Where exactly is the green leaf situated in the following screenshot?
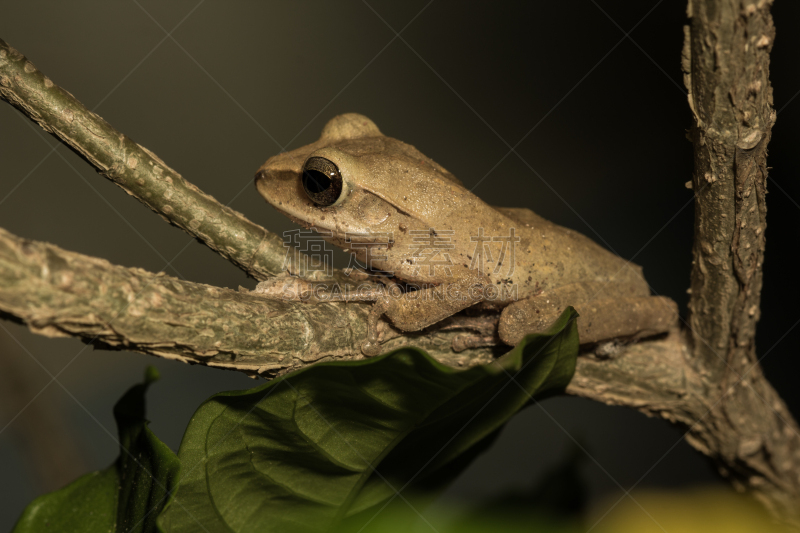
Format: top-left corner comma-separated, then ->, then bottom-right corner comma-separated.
13,367 -> 180,533
11,469 -> 119,533
158,307 -> 578,533
113,367 -> 181,532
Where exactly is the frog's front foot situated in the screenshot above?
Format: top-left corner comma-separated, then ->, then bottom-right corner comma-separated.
361,298 -> 391,356
360,319 -> 387,356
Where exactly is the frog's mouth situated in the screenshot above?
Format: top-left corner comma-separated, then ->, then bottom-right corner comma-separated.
282,212 -> 345,240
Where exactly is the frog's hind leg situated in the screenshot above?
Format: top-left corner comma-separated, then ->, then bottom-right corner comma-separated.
498,282 -> 677,346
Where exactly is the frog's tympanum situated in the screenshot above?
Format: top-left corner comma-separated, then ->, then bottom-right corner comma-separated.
255,114 -> 677,355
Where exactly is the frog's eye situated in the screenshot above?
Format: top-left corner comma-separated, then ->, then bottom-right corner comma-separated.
301,157 -> 345,207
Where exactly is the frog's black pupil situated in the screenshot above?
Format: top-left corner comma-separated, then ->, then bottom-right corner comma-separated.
303,169 -> 331,194
302,157 -> 343,206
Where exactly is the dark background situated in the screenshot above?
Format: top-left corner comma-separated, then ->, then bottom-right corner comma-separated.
1,1 -> 799,529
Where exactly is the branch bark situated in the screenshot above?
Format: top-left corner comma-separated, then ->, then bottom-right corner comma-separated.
684,0 -> 772,383
676,0 -> 800,523
0,227 -> 496,377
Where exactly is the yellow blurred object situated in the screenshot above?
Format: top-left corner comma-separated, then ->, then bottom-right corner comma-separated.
590,488 -> 788,533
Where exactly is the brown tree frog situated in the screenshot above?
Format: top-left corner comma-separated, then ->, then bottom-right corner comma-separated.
255,114 -> 677,355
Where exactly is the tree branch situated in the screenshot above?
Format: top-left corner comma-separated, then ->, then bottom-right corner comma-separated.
684,0 -> 773,382
674,0 -> 800,523
0,227 -> 496,377
569,329 -> 800,526
572,0 -> 800,525
0,37 -> 351,285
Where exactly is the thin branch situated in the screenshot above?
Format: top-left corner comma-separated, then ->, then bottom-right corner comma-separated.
0,227 -> 496,377
0,37 -> 345,284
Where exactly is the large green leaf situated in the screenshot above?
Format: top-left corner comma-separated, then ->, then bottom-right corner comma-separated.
158,307 -> 579,533
13,367 -> 180,533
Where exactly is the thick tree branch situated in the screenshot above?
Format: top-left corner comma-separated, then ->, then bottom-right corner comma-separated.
569,329 -> 800,526
562,0 -> 800,525
0,227 -> 495,377
684,0 -> 773,382
575,0 -> 800,525
683,0 -> 800,521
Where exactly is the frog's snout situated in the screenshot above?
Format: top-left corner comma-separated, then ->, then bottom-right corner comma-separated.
254,168 -> 284,205
255,168 -> 296,186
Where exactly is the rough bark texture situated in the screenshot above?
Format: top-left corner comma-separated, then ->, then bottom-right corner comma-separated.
0,227 -> 496,377
681,0 -> 800,524
1,0 -> 799,524
684,0 -> 772,382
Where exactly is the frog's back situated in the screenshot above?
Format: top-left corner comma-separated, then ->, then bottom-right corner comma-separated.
495,207 -> 650,299
351,143 -> 650,302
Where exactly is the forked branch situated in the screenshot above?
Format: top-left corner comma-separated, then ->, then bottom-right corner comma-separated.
1,0 -> 799,524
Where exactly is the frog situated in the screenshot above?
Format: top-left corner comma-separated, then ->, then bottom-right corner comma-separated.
255,113 -> 677,356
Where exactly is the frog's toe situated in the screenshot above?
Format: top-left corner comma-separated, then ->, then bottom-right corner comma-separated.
360,339 -> 384,357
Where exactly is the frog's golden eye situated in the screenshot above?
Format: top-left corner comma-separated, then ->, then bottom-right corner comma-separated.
302,157 -> 344,207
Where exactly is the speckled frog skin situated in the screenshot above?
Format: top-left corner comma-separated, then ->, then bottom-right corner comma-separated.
256,114 -> 676,355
